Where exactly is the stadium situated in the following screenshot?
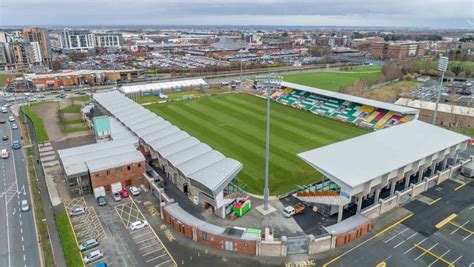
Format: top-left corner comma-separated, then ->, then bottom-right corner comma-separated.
92,72 -> 468,222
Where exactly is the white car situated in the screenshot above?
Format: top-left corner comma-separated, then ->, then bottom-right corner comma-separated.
8,116 -> 14,122
70,207 -> 85,216
11,123 -> 18,130
1,149 -> 8,159
129,186 -> 140,196
130,220 -> 149,231
21,200 -> 30,212
83,250 -> 103,264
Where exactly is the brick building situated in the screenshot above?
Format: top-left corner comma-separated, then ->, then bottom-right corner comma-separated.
58,140 -> 146,196
371,41 -> 428,59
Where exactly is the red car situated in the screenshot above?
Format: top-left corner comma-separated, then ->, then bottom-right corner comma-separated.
120,188 -> 129,198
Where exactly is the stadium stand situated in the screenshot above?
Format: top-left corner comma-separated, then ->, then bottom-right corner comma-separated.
258,81 -> 419,130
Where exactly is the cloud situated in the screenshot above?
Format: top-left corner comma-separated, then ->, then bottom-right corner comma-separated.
0,0 -> 472,28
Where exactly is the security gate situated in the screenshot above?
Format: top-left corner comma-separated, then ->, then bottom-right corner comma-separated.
287,236 -> 310,255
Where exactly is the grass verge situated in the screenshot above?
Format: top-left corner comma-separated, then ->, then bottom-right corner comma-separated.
55,213 -> 83,267
59,104 -> 81,113
21,105 -> 49,143
25,147 -> 56,267
58,119 -> 84,126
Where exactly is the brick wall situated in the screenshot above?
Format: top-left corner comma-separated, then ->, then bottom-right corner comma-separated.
90,160 -> 146,191
335,220 -> 372,247
163,208 -> 257,255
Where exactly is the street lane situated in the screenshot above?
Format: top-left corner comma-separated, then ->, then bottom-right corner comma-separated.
0,98 -> 40,267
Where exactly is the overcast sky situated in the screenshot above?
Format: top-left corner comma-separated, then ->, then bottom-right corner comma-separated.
1,0 -> 473,28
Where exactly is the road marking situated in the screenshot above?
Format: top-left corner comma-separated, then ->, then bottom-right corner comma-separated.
376,214 -> 413,237
448,221 -> 474,235
429,197 -> 442,205
132,231 -> 150,239
404,238 -> 427,254
20,228 -> 23,234
436,214 -> 457,229
407,233 -> 417,240
452,255 -> 463,264
414,244 -> 454,267
429,249 -> 451,267
156,259 -> 172,266
450,220 -> 470,235
139,241 -> 161,250
454,183 -> 465,191
462,233 -> 472,241
22,245 -> 24,251
137,237 -> 156,244
145,254 -> 167,263
414,243 -> 438,261
393,240 -> 406,248
142,247 -> 164,256
384,228 -> 408,243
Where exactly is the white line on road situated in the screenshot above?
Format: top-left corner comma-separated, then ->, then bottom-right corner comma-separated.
450,220 -> 470,235
414,243 -> 438,261
452,255 -> 463,264
21,236 -> 24,242
139,241 -> 161,250
137,237 -> 156,244
404,238 -> 427,254
394,240 -> 406,248
429,249 -> 450,266
384,228 -> 408,243
407,232 -> 417,240
145,254 -> 167,263
142,247 -> 164,257
462,233 -> 472,241
20,228 -> 23,234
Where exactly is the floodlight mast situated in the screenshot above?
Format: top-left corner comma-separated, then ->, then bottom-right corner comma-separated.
255,73 -> 282,210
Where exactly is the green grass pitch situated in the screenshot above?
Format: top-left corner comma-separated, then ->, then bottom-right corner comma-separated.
145,93 -> 370,195
284,67 -> 382,92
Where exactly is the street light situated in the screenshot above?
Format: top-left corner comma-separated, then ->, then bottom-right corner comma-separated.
432,56 -> 449,125
255,73 -> 282,210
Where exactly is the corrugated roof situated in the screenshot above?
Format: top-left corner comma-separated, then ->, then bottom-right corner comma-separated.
119,79 -> 207,94
298,120 -> 469,189
93,90 -> 242,196
164,203 -> 225,235
282,81 -> 419,114
395,98 -> 474,117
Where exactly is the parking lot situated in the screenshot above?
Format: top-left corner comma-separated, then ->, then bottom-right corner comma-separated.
323,180 -> 474,267
113,197 -> 175,267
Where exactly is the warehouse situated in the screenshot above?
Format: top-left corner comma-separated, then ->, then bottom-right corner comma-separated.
297,120 -> 469,222
94,90 -> 243,218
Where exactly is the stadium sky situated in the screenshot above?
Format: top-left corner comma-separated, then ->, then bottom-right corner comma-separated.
0,0 -> 472,28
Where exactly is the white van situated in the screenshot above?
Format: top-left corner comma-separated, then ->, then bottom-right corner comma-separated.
1,107 -> 7,113
1,149 -> 8,159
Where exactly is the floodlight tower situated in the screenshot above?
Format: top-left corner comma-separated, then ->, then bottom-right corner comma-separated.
432,56 -> 449,125
255,73 -> 282,210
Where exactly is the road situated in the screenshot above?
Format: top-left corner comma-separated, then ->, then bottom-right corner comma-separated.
0,98 -> 40,267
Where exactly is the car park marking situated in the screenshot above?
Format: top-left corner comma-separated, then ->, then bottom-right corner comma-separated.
375,214 -> 413,237
413,243 -> 454,267
428,249 -> 451,267
138,241 -> 161,250
428,197 -> 442,205
404,238 -> 427,254
447,221 -> 474,235
145,254 -> 167,263
383,228 -> 408,243
142,247 -> 164,256
436,214 -> 457,229
454,183 -> 465,191
450,220 -> 470,235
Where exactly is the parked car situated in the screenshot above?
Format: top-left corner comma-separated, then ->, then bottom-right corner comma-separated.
0,117 -> 5,124
130,220 -> 149,231
79,239 -> 99,252
97,196 -> 106,206
83,250 -> 103,264
12,140 -> 21,149
129,186 -> 140,196
112,193 -> 121,202
120,188 -> 129,198
8,116 -> 14,122
95,262 -> 108,267
11,123 -> 17,130
21,200 -> 30,212
70,207 -> 85,216
3,135 -> 8,141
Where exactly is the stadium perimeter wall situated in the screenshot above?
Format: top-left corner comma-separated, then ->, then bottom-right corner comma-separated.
148,158 -> 472,257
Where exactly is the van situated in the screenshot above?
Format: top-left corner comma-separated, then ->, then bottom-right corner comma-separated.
1,149 -> 8,159
1,107 -> 7,113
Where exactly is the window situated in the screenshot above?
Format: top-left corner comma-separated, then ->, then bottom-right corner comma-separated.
138,163 -> 142,168
244,242 -> 248,247
115,167 -> 123,174
202,232 -> 208,240
127,165 -> 131,171
106,170 -> 110,176
95,174 -> 99,178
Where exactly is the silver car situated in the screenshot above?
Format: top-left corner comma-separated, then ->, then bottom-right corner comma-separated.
79,239 -> 99,252
21,200 -> 29,212
70,207 -> 85,216
83,250 -> 103,264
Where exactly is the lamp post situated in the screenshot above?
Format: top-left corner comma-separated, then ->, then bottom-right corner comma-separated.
255,73 -> 282,210
432,56 -> 448,125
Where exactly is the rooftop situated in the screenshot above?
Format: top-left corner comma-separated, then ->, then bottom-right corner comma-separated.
298,120 -> 469,189
282,81 -> 419,115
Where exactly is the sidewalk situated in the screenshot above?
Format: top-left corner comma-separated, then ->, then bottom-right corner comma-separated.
24,112 -> 67,267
